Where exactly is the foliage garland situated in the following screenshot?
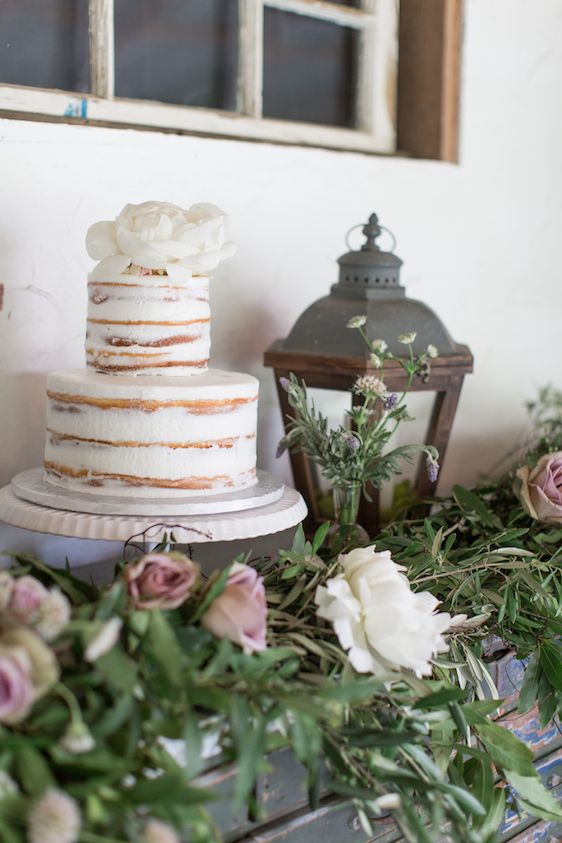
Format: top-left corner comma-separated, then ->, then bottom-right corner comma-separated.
0,390 -> 561,843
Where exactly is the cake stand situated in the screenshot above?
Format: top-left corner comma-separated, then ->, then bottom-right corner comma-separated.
0,468 -> 307,545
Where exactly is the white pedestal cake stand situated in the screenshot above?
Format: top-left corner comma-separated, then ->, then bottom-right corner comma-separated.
0,468 -> 307,545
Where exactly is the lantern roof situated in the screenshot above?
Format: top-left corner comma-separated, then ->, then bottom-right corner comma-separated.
278,212 -> 469,360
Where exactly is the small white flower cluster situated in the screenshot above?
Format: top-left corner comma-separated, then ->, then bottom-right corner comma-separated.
398,332 -> 417,345
353,375 -> 387,398
346,315 -> 367,329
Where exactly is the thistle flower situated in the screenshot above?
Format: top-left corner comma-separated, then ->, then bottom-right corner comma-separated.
354,375 -> 387,398
143,819 -> 180,843
369,353 -> 382,368
59,720 -> 95,754
383,393 -> 399,411
347,315 -> 367,329
28,789 -> 81,843
427,344 -> 438,358
372,338 -> 388,353
426,457 -> 440,483
84,617 -> 122,662
34,589 -> 71,642
342,432 -> 361,450
278,377 -> 292,392
398,332 -> 417,345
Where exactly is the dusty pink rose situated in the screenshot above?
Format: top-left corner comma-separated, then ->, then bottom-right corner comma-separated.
517,451 -> 562,523
124,552 -> 200,610
8,576 -> 48,623
201,563 -> 267,654
0,651 -> 35,724
0,628 -> 58,724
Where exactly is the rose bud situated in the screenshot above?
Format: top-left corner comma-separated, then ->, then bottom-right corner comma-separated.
124,552 -> 200,610
201,563 -> 267,654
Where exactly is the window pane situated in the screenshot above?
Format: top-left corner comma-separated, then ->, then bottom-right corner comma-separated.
115,0 -> 238,111
263,9 -> 357,128
0,0 -> 89,92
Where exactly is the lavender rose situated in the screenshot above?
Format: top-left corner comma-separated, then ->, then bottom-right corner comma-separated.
201,563 -> 267,654
517,451 -> 562,523
124,552 -> 200,610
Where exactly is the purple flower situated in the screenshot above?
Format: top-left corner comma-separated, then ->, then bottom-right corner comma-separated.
347,435 -> 360,451
427,459 -> 440,483
279,377 -> 291,393
384,393 -> 399,411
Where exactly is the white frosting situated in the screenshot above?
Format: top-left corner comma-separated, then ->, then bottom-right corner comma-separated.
45,369 -> 258,497
86,274 -> 210,375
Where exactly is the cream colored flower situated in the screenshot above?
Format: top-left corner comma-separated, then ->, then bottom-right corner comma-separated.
84,617 -> 122,662
34,589 -> 71,642
372,339 -> 388,353
369,353 -> 382,369
315,546 -> 452,678
427,344 -> 438,358
28,789 -> 81,843
143,819 -> 180,843
398,332 -> 417,344
87,201 -> 236,282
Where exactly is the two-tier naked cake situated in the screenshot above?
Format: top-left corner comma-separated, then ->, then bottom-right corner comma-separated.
44,201 -> 259,497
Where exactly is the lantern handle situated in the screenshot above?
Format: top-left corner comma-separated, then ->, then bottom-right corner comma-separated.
345,222 -> 397,254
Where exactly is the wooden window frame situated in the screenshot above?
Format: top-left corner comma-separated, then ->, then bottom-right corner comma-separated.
0,0 -> 462,161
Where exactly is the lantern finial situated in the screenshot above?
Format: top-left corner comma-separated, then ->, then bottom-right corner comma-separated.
362,213 -> 382,252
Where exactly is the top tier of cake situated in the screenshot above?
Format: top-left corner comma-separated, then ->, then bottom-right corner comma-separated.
86,271 -> 210,376
85,201 -> 235,377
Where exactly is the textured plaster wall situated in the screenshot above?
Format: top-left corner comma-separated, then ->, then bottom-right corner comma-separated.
1,0 -> 562,502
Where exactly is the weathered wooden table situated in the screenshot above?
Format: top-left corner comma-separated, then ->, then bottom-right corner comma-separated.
200,652 -> 562,842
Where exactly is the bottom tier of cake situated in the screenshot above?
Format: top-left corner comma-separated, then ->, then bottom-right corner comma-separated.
44,368 -> 259,496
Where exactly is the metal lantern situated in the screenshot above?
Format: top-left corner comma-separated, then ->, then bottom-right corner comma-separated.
264,212 -> 474,535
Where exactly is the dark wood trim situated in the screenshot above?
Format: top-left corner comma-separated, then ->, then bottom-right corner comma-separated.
397,0 -> 464,162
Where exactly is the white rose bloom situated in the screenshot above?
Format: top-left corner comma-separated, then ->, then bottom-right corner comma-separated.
86,200 -> 236,283
28,789 -> 81,843
34,589 -> 71,642
143,819 -> 180,843
315,546 -> 452,678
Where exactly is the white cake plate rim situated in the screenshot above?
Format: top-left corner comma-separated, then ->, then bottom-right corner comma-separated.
11,468 -> 284,516
0,484 -> 307,544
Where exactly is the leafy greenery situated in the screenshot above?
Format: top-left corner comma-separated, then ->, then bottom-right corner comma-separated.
0,389 -> 561,842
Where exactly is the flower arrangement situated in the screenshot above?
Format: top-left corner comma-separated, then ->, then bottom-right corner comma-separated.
0,388 -> 561,843
277,324 -> 440,546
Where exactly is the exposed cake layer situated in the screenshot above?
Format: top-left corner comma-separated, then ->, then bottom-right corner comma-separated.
44,369 -> 258,496
86,274 -> 210,375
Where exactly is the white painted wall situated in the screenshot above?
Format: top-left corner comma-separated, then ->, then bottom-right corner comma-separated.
1,0 -> 561,500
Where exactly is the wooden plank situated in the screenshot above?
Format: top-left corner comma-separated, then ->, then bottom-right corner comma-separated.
89,0 -> 114,99
397,0 -> 463,161
237,0 -> 264,118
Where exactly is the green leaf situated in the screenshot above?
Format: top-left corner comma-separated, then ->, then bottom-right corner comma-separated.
145,610 -> 184,687
506,769 -> 562,821
311,521 -> 330,554
539,640 -> 562,693
15,745 -> 53,796
96,646 -> 138,692
452,485 -> 499,527
183,708 -> 204,779
415,686 -> 467,709
518,656 -> 541,714
476,721 -> 536,777
440,783 -> 486,817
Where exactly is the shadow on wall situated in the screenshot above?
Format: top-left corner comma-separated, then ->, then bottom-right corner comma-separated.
0,371 -> 46,486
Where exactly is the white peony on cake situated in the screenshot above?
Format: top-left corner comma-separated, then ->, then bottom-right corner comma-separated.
44,201 -> 259,497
